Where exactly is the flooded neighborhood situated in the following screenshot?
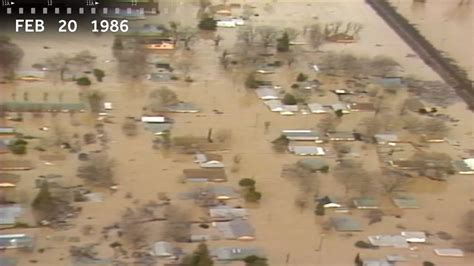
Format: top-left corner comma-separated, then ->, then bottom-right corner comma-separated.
0,0 -> 473,266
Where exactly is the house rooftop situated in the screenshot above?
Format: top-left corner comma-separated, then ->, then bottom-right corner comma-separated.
392,195 -> 419,209
0,234 -> 34,249
350,102 -> 375,112
0,160 -> 34,171
368,235 -> 409,248
289,146 -> 325,156
328,132 -> 356,141
297,158 -> 328,172
307,103 -> 328,114
374,133 -> 399,144
282,130 -> 321,141
434,248 -> 464,257
0,205 -> 23,225
331,216 -> 362,232
353,197 -> 380,209
209,206 -> 247,221
151,241 -> 178,257
216,219 -> 255,240
256,88 -> 279,100
212,247 -> 263,261
183,169 -> 227,182
165,102 -> 200,113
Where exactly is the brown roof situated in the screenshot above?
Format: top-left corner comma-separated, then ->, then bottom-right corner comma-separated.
183,169 -> 227,182
0,173 -> 20,186
0,160 -> 34,171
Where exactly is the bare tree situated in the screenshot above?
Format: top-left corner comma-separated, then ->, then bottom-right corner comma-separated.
122,119 -> 138,137
380,172 -> 410,194
283,27 -> 299,41
308,24 -> 325,50
162,206 -> 191,242
215,129 -> 232,143
169,21 -> 180,45
77,154 -> 115,187
256,26 -> 278,49
179,27 -> 198,50
370,55 -> 399,77
117,47 -> 149,80
0,36 -> 24,75
85,90 -> 105,113
149,87 -> 179,112
317,114 -> 337,133
334,161 -> 374,196
46,53 -> 70,81
121,208 -> 147,248
237,25 -> 257,46
456,210 -> 474,252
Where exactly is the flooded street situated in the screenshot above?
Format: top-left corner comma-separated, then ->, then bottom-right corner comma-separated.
390,0 -> 474,79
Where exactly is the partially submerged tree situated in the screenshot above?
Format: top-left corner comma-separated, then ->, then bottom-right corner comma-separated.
77,154 -> 115,187
276,32 -> 290,52
334,161 -> 374,196
182,243 -> 214,266
122,119 -> 138,137
121,208 -> 147,248
31,183 -> 61,220
308,23 -> 325,50
85,90 -> 105,113
238,25 -> 257,46
317,114 -> 338,133
370,55 -> 399,77
149,87 -> 179,112
256,26 -> 278,49
162,206 -> 191,242
0,35 -> 24,75
179,27 -> 198,50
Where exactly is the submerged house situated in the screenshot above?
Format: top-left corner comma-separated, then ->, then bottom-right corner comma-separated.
0,234 -> 34,249
282,130 -> 322,142
209,206 -> 247,221
183,169 -> 227,182
216,219 -> 255,240
0,205 -> 23,225
212,247 -> 264,261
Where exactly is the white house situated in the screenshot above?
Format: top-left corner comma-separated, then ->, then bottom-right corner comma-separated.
141,116 -> 167,123
200,160 -> 225,168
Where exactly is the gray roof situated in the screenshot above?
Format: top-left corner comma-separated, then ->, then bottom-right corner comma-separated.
0,258 -> 18,266
373,77 -> 403,88
212,247 -> 263,261
374,134 -> 399,144
256,88 -> 279,99
209,206 -> 247,221
145,123 -> 172,134
289,146 -> 325,156
353,197 -> 380,209
331,216 -> 362,232
0,127 -> 15,134
165,102 -> 200,113
297,158 -> 328,171
0,205 -> 23,225
392,195 -> 419,209
282,130 -> 321,141
368,235 -> 409,248
363,259 -> 392,266
216,219 -> 255,239
204,186 -> 238,199
307,103 -> 328,113
0,234 -> 34,249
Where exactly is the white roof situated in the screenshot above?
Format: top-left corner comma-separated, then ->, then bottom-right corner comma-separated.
264,100 -> 283,111
103,102 -> 113,110
256,88 -> 279,100
151,241 -> 175,257
289,146 -> 325,156
217,20 -> 236,27
331,103 -> 350,112
401,231 -> 426,243
434,248 -> 464,257
194,153 -> 207,163
141,116 -> 166,123
464,158 -> 474,170
307,103 -> 327,113
200,160 -> 225,168
209,206 -> 247,220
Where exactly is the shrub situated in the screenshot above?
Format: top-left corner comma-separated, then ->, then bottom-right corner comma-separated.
8,139 -> 28,155
423,262 -> 435,266
315,203 -> 325,216
245,73 -> 259,89
93,69 -> 105,82
354,241 -> 378,249
291,83 -> 299,89
276,32 -> 290,52
185,76 -> 194,83
239,178 -> 256,187
282,93 -> 297,105
245,188 -> 262,202
76,77 -> 91,86
113,37 -> 124,50
198,17 -> 217,31
297,73 -> 308,82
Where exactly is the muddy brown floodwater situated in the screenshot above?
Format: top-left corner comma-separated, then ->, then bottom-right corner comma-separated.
389,0 -> 474,80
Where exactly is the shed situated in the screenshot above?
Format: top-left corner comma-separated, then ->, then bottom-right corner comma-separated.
434,248 -> 464,257
362,259 -> 392,266
212,247 -> 263,261
209,206 -> 247,221
216,219 -> 255,240
316,196 -> 342,208
307,103 -> 328,114
151,241 -> 177,257
289,146 -> 325,156
183,169 -> 227,182
256,88 -> 279,100
331,216 -> 362,232
282,130 -> 322,142
200,160 -> 225,169
141,116 -> 167,123
0,205 -> 23,225
401,231 -> 426,243
0,160 -> 34,171
374,134 -> 399,145
353,197 -> 380,209
392,195 -> 419,209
